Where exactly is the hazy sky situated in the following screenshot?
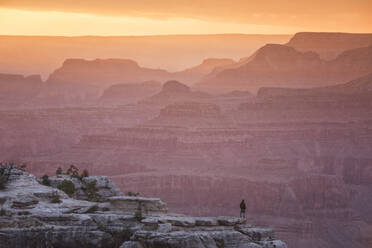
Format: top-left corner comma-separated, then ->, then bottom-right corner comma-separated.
0,0 -> 371,35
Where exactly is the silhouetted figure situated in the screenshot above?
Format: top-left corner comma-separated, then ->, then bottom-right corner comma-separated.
240,199 -> 246,218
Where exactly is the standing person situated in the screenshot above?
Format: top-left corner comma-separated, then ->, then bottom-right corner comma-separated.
240,199 -> 246,218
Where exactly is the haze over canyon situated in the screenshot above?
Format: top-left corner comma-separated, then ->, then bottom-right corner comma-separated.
1,31 -> 372,248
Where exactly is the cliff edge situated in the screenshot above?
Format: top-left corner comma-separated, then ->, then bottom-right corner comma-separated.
0,165 -> 286,248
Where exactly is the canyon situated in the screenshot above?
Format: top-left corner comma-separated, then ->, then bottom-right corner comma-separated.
0,32 -> 372,248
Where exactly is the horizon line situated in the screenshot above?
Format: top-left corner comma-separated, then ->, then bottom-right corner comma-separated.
1,31 -> 372,38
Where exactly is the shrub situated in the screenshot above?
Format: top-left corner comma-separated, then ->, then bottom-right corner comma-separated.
66,165 -> 79,178
0,164 -> 13,190
57,180 -> 76,197
0,208 -> 6,216
18,164 -> 27,171
56,167 -> 63,176
41,174 -> 51,186
80,169 -> 89,178
84,181 -> 99,202
126,191 -> 140,197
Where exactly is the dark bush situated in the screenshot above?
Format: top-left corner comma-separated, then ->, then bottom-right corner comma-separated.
66,165 -> 79,178
0,208 -> 6,216
57,180 -> 76,197
56,167 -> 63,176
80,169 -> 89,178
126,191 -> 140,197
41,174 -> 51,186
18,164 -> 27,171
0,164 -> 13,190
134,204 -> 143,221
84,181 -> 99,202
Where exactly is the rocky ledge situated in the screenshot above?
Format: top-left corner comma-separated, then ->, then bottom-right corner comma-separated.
0,165 -> 287,248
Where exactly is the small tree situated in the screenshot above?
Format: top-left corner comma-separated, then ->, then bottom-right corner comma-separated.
57,180 -> 76,197
41,174 -> 51,186
56,167 -> 63,176
127,191 -> 140,197
66,165 -> 79,178
18,164 -> 27,171
80,169 -> 89,178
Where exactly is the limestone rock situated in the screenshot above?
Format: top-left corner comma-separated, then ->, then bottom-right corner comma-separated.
108,196 -> 168,214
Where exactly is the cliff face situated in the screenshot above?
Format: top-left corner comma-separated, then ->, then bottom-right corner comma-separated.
35,59 -> 172,106
99,81 -> 162,106
0,165 -> 286,248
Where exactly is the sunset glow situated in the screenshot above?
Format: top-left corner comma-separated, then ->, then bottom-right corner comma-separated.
0,8 -> 299,36
1,0 -> 371,36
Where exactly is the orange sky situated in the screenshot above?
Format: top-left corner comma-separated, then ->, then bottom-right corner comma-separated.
0,0 -> 371,35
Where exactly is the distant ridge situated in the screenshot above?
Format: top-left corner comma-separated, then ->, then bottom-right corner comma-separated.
195,43 -> 372,93
286,32 -> 372,60
0,34 -> 291,77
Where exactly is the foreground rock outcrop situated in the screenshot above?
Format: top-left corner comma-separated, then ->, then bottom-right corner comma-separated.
0,165 -> 286,248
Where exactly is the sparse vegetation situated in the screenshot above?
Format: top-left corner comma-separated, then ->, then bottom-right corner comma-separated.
41,174 -> 51,186
84,181 -> 99,202
57,180 -> 76,197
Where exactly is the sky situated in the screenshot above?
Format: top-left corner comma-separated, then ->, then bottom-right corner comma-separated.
0,0 -> 371,36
